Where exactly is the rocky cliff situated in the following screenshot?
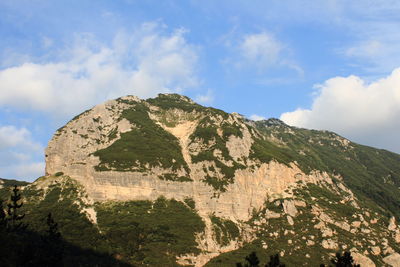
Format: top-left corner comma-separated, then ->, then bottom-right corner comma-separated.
15,94 -> 400,266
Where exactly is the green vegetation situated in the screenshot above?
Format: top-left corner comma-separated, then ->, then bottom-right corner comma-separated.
2,177 -> 206,266
93,102 -> 189,174
147,93 -> 204,113
183,197 -> 196,209
0,178 -> 29,188
293,184 -> 358,218
108,127 -> 118,140
0,179 -> 30,201
210,214 -> 240,246
96,196 -> 205,265
236,252 -> 286,267
249,137 -> 294,168
147,93 -> 228,119
253,119 -> 400,219
0,184 -> 131,266
189,116 -> 245,191
158,173 -> 192,182
221,122 -> 243,140
22,180 -> 105,251
330,251 -> 360,267
55,109 -> 92,136
202,175 -> 231,192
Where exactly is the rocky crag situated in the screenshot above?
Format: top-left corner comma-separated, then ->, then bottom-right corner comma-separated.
6,94 -> 400,266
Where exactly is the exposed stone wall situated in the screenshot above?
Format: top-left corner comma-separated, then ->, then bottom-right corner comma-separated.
44,95 -> 393,266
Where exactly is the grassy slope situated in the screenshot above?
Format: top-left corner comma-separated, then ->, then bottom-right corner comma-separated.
18,95 -> 400,265
253,120 -> 400,219
206,182 -> 394,266
93,100 -> 189,176
3,176 -> 205,266
96,197 -> 205,266
93,95 -> 400,217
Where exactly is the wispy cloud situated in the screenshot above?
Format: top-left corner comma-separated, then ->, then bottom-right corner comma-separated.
239,32 -> 283,70
222,31 -> 303,77
249,114 -> 266,121
0,125 -> 44,181
195,89 -> 214,104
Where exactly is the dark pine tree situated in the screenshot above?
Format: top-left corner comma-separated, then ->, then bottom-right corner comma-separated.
236,251 -> 260,267
5,185 -> 26,232
46,212 -> 61,240
35,212 -> 64,266
330,251 -> 360,267
246,252 -> 260,267
265,253 -> 285,267
0,199 -> 6,228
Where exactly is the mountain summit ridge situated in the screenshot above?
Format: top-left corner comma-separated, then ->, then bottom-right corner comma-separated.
10,93 -> 400,266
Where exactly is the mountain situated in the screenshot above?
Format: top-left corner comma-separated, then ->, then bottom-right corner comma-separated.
3,94 -> 400,266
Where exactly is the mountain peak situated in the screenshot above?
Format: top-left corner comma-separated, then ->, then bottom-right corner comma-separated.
39,94 -> 400,266
152,93 -> 196,104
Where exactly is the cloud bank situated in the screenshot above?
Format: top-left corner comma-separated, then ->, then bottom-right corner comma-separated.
0,22 -> 201,181
281,68 -> 400,153
0,22 -> 199,118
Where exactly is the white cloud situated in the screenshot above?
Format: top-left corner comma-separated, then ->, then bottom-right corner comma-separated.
239,32 -> 282,69
281,68 -> 400,153
0,22 -> 199,118
0,126 -> 42,151
13,162 -> 45,179
225,31 -> 302,76
0,125 -> 45,181
341,23 -> 400,73
249,114 -> 266,121
195,89 -> 214,104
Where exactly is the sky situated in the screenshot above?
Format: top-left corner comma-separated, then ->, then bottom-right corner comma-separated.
1,0 -> 400,181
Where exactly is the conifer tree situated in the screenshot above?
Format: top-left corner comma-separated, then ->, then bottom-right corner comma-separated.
330,251 -> 360,267
236,251 -> 260,267
46,212 -> 61,240
40,212 -> 64,266
265,253 -> 285,267
0,199 -> 6,228
6,185 -> 26,231
246,251 -> 260,267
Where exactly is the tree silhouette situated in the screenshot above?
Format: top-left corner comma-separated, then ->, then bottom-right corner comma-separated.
330,251 -> 360,267
236,252 -> 286,267
266,253 -> 285,267
46,212 -> 61,240
246,251 -> 260,266
236,251 -> 260,267
0,199 -> 6,228
5,185 -> 26,231
35,212 -> 64,266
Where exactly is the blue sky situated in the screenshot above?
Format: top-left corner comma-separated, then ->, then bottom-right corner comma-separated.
1,0 -> 400,181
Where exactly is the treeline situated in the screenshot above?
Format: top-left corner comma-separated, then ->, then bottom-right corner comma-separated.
0,186 -> 130,267
1,185 -> 363,266
236,251 -> 361,267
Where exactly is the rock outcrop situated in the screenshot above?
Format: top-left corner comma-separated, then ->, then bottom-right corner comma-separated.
38,94 -> 400,266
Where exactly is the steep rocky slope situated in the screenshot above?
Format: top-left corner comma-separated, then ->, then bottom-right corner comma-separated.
7,94 -> 400,266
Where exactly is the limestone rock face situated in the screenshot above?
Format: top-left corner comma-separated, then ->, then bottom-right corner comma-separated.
41,94 -> 400,266
45,94 -> 330,222
384,253 -> 400,267
283,199 -> 298,217
352,252 -> 376,267
389,217 -> 397,231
